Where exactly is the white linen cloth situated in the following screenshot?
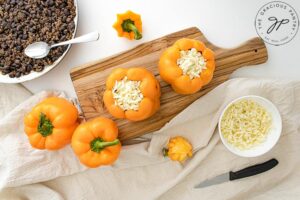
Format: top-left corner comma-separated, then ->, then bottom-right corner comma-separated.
0,78 -> 299,200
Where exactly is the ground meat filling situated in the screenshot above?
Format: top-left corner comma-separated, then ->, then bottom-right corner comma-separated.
0,0 -> 76,78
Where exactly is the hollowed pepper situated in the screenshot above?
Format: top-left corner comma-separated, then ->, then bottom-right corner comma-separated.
103,67 -> 161,121
159,38 -> 215,94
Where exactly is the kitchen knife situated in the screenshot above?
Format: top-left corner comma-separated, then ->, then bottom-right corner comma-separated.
194,158 -> 278,189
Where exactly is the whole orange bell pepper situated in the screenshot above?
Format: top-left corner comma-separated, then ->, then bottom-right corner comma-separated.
71,117 -> 121,168
159,38 -> 215,94
103,67 -> 160,121
24,97 -> 79,150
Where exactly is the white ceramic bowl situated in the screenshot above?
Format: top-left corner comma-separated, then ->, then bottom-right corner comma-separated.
0,0 -> 78,84
218,95 -> 282,157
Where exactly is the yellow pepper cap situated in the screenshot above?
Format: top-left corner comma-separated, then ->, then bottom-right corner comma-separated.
164,136 -> 193,162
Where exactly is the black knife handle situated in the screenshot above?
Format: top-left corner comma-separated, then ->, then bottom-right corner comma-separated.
229,159 -> 278,181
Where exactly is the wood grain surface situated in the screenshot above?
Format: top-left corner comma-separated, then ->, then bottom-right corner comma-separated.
70,27 -> 268,142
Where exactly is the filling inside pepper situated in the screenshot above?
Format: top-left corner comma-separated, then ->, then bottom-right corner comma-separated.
112,76 -> 144,111
177,48 -> 207,79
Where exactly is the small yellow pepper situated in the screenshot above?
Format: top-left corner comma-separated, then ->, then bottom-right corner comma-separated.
163,136 -> 193,162
113,10 -> 143,40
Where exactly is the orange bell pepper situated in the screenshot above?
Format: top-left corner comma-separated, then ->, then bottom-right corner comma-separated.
24,97 -> 79,150
103,67 -> 160,121
113,10 -> 143,40
71,117 -> 121,168
159,38 -> 215,94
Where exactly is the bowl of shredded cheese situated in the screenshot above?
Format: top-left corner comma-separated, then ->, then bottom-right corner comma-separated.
218,95 -> 282,157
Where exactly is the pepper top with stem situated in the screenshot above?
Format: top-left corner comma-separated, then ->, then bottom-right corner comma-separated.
113,10 -> 143,40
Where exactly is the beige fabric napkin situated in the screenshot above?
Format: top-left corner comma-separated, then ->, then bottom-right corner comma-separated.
0,78 -> 299,200
0,90 -> 86,189
0,84 -> 32,119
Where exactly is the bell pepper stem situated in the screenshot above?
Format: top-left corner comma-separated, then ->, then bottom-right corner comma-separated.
91,138 -> 120,153
38,113 -> 53,137
122,19 -> 142,40
127,23 -> 142,40
162,148 -> 169,157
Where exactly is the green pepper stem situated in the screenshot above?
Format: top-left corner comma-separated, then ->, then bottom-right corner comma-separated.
127,23 -> 142,40
162,148 -> 169,157
38,113 -> 54,137
122,19 -> 142,40
91,138 -> 120,153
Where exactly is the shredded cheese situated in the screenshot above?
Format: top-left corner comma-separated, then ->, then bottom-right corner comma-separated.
112,76 -> 143,111
220,99 -> 272,150
177,48 -> 207,79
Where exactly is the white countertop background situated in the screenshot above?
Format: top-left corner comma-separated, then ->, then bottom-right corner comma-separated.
22,0 -> 300,97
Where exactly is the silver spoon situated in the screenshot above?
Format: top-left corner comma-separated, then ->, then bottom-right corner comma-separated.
24,31 -> 100,59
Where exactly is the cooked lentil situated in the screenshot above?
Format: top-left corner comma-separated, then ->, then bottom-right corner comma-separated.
0,0 -> 76,78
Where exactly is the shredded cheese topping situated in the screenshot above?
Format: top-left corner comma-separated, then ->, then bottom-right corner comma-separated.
112,76 -> 143,111
177,48 -> 207,79
220,99 -> 272,150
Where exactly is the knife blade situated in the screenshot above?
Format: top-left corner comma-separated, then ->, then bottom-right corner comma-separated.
194,158 -> 278,189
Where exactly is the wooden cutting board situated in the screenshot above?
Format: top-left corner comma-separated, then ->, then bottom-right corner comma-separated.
70,27 -> 268,142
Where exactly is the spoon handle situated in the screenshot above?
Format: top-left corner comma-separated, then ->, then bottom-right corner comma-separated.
51,31 -> 100,48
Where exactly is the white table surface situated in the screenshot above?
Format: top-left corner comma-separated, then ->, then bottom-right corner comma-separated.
22,0 -> 300,97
